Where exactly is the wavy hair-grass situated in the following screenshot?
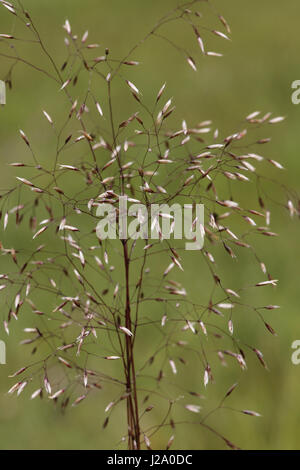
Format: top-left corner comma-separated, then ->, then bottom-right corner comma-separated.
0,0 -> 298,450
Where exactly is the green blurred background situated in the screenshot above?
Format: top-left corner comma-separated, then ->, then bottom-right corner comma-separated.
0,0 -> 300,450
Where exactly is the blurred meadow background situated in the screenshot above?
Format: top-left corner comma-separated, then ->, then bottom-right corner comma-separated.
0,0 -> 300,449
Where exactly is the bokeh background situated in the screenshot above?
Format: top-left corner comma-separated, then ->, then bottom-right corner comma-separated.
0,0 -> 300,450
